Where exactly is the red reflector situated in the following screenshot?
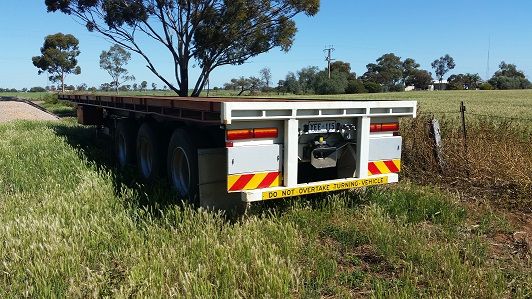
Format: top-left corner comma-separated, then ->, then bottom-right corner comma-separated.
253,128 -> 278,139
227,129 -> 253,140
381,123 -> 399,131
226,128 -> 278,140
370,122 -> 399,132
370,124 -> 382,132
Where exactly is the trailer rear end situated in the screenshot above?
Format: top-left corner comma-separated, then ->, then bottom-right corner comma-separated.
60,94 -> 416,209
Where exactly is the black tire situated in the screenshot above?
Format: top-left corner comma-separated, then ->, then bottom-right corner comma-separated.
166,128 -> 199,205
136,122 -> 163,181
115,120 -> 136,169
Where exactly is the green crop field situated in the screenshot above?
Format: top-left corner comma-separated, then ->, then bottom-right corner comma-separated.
0,90 -> 531,297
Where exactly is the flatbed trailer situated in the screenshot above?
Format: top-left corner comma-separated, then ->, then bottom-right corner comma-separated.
60,94 -> 417,209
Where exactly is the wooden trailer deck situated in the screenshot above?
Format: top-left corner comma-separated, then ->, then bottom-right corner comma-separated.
59,94 -> 318,124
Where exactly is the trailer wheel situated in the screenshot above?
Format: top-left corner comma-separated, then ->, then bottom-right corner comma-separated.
167,128 -> 199,204
115,120 -> 136,169
136,123 -> 163,181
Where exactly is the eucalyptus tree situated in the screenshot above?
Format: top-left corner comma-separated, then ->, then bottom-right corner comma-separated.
45,0 -> 320,96
32,33 -> 81,92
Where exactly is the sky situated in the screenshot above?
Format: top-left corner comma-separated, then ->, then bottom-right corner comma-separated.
1,0 -> 532,90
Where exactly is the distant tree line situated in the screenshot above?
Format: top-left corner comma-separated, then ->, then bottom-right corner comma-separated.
225,54 -> 436,95
1,80 -> 160,93
222,53 -> 531,95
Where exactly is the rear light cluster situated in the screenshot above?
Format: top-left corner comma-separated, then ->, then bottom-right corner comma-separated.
370,122 -> 399,132
226,128 -> 278,141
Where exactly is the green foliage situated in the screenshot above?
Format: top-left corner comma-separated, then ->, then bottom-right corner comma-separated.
489,76 -> 531,90
389,83 -> 405,92
431,54 -> 456,83
345,79 -> 367,94
330,61 -> 356,79
283,72 -> 301,94
46,0 -> 320,96
297,66 -> 320,93
479,82 -> 494,90
140,81 -> 148,91
489,62 -> 531,89
402,58 -> 421,82
314,70 -> 348,94
32,33 -> 81,92
493,61 -> 526,78
362,53 -> 404,91
29,86 -> 46,92
223,76 -> 264,95
447,73 -> 482,90
99,44 -> 134,93
363,81 -> 382,93
259,67 -> 272,88
406,69 -> 433,90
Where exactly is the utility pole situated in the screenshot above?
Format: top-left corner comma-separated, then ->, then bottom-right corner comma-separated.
324,45 -> 335,79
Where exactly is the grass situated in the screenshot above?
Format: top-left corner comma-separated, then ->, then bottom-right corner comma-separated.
1,89 -> 530,296
0,121 -> 301,298
0,121 -> 530,297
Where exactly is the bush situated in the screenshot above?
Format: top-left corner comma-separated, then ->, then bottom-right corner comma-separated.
345,80 -> 367,94
389,84 -> 405,92
314,71 -> 348,95
479,83 -> 494,90
41,93 -> 59,104
363,82 -> 382,93
29,87 -> 46,92
261,86 -> 275,93
488,76 -> 531,89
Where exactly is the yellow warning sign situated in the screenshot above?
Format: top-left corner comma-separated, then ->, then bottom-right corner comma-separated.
262,176 -> 388,200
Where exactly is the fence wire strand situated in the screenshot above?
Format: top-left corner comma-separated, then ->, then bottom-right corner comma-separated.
418,110 -> 532,122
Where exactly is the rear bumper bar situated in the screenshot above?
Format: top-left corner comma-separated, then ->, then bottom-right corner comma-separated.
240,173 -> 398,202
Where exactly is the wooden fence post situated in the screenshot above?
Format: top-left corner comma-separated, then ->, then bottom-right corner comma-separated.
430,117 -> 444,172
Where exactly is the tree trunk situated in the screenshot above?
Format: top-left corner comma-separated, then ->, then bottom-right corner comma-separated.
179,60 -> 189,97
61,71 -> 65,93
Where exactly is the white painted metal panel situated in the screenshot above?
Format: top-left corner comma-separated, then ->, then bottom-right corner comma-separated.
222,100 -> 417,124
355,116 -> 370,179
284,119 -> 299,187
227,144 -> 282,174
368,137 -> 402,161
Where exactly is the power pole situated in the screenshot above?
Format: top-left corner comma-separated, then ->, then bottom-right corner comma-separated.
324,45 -> 335,79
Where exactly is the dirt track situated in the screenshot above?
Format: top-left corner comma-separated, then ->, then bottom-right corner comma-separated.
0,101 -> 58,123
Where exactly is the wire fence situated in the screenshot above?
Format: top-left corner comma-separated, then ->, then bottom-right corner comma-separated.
418,109 -> 532,122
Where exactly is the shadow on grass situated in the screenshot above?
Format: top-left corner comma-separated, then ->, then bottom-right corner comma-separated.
49,123 -> 182,214
47,123 -> 376,220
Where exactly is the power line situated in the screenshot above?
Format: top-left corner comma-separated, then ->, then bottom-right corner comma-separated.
323,45 -> 335,79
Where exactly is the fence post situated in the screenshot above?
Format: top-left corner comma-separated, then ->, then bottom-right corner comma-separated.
460,101 -> 468,152
460,101 -> 470,175
430,117 -> 444,172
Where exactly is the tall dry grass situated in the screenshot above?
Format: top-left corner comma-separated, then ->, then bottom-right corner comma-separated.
402,114 -> 532,211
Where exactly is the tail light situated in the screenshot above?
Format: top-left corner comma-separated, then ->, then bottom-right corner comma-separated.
370,122 -> 399,132
227,128 -> 278,141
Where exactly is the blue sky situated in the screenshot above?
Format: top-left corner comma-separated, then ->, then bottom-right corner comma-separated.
1,0 -> 531,89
